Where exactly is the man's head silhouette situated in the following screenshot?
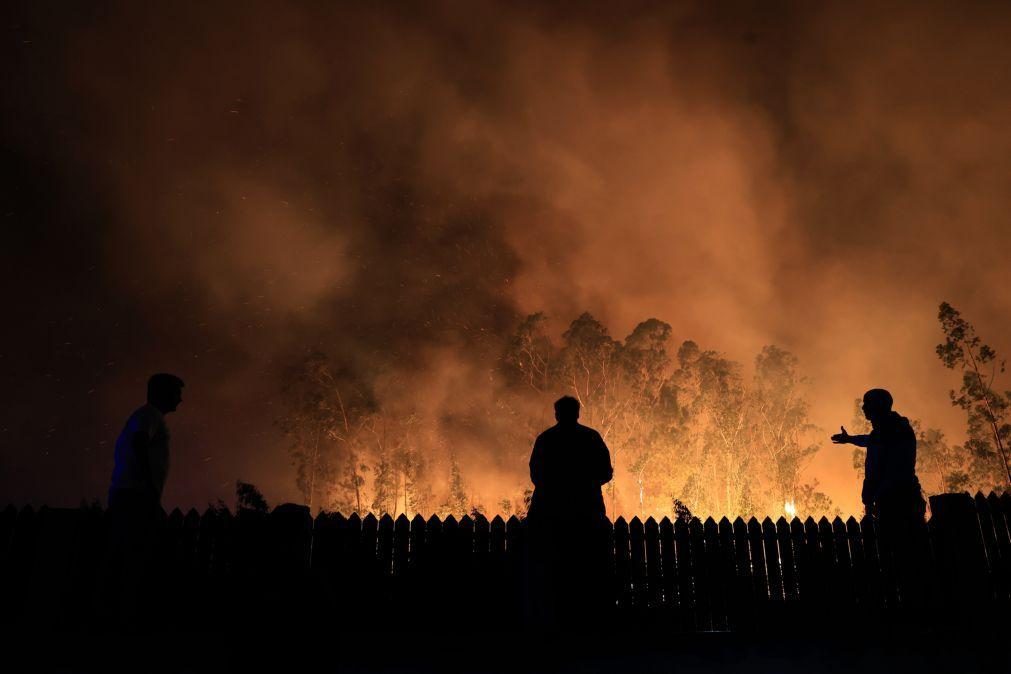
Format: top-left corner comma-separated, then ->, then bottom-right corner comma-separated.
554,396 -> 580,424
148,373 -> 184,414
861,388 -> 893,423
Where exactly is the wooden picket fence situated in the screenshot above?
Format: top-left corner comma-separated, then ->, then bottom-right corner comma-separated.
1,491 -> 1009,631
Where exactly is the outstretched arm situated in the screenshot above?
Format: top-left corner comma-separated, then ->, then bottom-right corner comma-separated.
831,426 -> 870,447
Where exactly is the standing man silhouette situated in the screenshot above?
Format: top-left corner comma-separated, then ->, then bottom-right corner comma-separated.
832,388 -> 926,605
109,373 -> 184,513
526,396 -> 614,626
106,372 -> 184,623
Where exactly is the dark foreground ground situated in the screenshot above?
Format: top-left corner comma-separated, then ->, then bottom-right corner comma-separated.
2,624 -> 1006,674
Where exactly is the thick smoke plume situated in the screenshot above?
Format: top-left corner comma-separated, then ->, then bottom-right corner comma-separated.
3,1 -> 1011,515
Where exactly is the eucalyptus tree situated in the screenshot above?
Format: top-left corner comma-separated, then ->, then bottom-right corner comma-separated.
937,301 -> 1011,488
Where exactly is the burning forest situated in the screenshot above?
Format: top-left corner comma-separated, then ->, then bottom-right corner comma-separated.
276,306 -> 1005,521
5,2 -> 1011,519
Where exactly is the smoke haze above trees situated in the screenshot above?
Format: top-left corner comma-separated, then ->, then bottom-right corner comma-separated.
4,2 -> 1011,514
281,311 -> 833,519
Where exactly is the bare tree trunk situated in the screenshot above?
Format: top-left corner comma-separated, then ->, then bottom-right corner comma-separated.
307,425 -> 322,512
352,459 -> 362,513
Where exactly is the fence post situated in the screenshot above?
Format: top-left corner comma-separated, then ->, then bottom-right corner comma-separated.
689,518 -> 710,631
629,517 -> 646,609
986,492 -> 1011,603
658,517 -> 675,615
928,492 -> 990,612
613,517 -> 631,611
644,517 -> 662,610
704,517 -> 726,631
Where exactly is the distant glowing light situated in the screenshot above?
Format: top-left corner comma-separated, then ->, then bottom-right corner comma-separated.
784,501 -> 796,519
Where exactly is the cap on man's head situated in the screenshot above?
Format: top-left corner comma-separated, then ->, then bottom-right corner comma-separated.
148,373 -> 185,401
554,395 -> 580,421
863,388 -> 893,410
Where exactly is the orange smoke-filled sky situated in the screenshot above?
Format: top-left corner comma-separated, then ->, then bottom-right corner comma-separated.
3,1 -> 1011,515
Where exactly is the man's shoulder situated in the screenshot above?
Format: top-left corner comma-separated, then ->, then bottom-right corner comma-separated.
535,426 -> 558,442
130,404 -> 166,430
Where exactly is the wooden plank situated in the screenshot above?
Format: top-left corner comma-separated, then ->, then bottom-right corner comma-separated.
801,518 -> 821,604
196,507 -> 219,577
393,514 -> 410,578
6,506 -> 37,617
489,515 -> 507,621
930,493 -> 996,609
762,518 -> 783,602
974,492 -> 998,602
846,517 -> 867,609
420,515 -> 442,620
703,517 -> 725,630
832,517 -> 854,607
360,513 -> 380,608
490,515 -> 506,559
181,508 -> 201,576
644,517 -> 662,609
29,507 -> 77,623
731,517 -> 752,630
458,515 -> 475,556
310,511 -> 337,573
409,514 -> 426,578
343,512 -> 363,609
629,517 -> 647,608
987,492 -> 1011,602
776,517 -> 797,601
442,514 -> 459,591
0,503 -> 16,566
424,514 -> 443,588
860,513 -> 885,609
164,508 -> 185,567
747,518 -> 769,603
505,516 -> 524,620
457,515 -> 475,614
613,517 -> 631,610
689,517 -> 710,631
659,517 -> 676,611
458,515 -> 475,580
377,513 -> 394,578
473,514 -> 490,620
474,514 -> 490,564
816,518 -> 836,606
717,517 -> 740,630
788,518 -> 806,603
327,512 -> 350,620
75,504 -> 106,620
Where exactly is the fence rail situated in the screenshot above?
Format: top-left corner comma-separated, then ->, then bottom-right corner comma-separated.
1,492 -> 1009,631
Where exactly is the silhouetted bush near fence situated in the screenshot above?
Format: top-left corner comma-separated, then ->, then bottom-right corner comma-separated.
1,492 -> 1008,632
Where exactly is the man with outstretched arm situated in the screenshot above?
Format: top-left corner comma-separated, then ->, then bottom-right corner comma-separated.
832,388 -> 927,606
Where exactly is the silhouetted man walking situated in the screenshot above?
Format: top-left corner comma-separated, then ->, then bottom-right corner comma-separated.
106,372 -> 184,624
526,396 -> 614,626
832,388 -> 927,605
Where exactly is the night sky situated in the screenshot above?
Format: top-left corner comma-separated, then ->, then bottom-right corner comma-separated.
3,1 -> 1011,514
